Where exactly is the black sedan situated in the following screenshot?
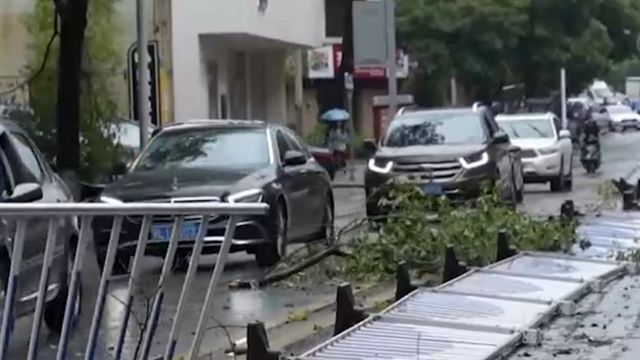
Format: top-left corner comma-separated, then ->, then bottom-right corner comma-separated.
94,120 -> 335,272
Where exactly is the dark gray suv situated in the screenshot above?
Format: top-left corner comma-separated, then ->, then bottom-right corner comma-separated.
0,119 -> 79,332
364,107 -> 524,218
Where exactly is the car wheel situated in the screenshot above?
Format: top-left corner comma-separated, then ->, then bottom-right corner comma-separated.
550,160 -> 564,192
563,159 -> 573,191
321,196 -> 335,246
45,250 -> 83,333
255,203 -> 287,268
95,249 -> 130,276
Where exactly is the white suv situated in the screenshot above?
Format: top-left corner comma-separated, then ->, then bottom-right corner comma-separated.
496,113 -> 573,192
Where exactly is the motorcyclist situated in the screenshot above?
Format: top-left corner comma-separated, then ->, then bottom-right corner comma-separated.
582,110 -> 600,150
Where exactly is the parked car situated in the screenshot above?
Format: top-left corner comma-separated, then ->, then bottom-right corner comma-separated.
364,107 -> 524,218
602,105 -> 640,131
496,113 -> 573,192
93,120 -> 334,272
0,119 -> 79,332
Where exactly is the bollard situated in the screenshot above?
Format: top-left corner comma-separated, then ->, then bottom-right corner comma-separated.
334,283 -> 368,336
623,190 -> 636,211
443,246 -> 469,283
395,261 -> 417,301
560,200 -> 576,221
246,322 -> 280,360
496,230 -> 517,262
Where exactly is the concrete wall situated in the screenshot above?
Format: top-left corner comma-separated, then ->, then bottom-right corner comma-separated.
0,0 -> 150,115
171,0 -> 324,47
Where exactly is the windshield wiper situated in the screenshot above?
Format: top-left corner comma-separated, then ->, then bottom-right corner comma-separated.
526,123 -> 547,137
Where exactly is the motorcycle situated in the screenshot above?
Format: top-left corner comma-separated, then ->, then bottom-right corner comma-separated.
581,140 -> 601,173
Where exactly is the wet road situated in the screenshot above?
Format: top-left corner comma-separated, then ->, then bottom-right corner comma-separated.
9,131 -> 640,359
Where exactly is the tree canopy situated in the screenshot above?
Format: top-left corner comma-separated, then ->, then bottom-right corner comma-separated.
398,0 -> 640,105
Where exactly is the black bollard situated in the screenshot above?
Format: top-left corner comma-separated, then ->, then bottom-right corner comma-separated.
496,230 -> 517,262
623,191 -> 636,211
560,200 -> 576,221
334,283 -> 368,336
246,321 -> 280,360
395,261 -> 417,301
443,246 -> 469,283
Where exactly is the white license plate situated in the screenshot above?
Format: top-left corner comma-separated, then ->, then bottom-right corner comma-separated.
152,222 -> 201,242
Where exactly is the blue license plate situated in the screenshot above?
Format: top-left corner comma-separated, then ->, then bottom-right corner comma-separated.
152,222 -> 201,242
421,183 -> 443,195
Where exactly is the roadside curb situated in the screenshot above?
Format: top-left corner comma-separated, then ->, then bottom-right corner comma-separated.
226,281 -> 395,355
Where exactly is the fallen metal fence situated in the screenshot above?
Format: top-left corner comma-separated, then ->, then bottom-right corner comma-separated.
0,202 -> 268,360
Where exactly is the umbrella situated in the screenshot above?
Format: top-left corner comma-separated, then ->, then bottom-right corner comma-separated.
320,108 -> 349,122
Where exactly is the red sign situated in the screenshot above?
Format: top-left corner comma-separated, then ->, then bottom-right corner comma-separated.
331,44 -> 408,79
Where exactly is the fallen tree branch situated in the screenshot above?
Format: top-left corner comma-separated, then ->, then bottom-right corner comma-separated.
229,246 -> 350,289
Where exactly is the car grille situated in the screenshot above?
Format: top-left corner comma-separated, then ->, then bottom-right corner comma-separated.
520,149 -> 538,159
126,197 -> 221,224
393,160 -> 461,182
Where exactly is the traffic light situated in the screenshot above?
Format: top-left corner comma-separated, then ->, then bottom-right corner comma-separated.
128,42 -> 161,126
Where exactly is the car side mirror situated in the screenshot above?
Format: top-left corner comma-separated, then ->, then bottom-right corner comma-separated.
5,183 -> 43,203
559,130 -> 571,139
492,131 -> 510,145
363,138 -> 377,158
283,150 -> 307,167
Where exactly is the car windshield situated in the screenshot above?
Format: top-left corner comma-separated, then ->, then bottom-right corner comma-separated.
133,127 -> 270,171
499,119 -> 555,139
593,87 -> 613,99
383,113 -> 486,147
607,106 -> 633,114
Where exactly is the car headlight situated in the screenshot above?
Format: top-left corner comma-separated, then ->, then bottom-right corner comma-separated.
459,152 -> 489,169
99,195 -> 123,204
537,147 -> 559,155
228,189 -> 263,203
368,158 -> 394,174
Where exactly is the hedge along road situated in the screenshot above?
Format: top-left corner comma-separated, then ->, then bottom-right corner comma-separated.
6,130 -> 639,359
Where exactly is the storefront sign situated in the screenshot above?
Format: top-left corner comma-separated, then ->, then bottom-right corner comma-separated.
307,46 -> 335,79
307,44 -> 409,79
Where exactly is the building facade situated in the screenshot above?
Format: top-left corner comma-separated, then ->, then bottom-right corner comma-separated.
169,0 -> 325,125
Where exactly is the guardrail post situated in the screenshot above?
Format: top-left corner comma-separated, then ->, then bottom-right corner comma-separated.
496,230 -> 517,262
334,283 -> 368,336
395,261 -> 417,301
443,246 -> 468,283
246,321 -> 280,360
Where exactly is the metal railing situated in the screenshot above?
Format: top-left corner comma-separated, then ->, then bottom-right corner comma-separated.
0,202 -> 269,360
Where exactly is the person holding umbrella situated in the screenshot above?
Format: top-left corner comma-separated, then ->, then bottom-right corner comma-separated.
321,108 -> 350,169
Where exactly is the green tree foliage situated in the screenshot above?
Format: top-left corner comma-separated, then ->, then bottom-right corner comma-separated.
23,0 -> 122,181
398,0 -> 640,104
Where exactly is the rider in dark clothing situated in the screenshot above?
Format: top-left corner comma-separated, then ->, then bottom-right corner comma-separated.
582,110 -> 600,150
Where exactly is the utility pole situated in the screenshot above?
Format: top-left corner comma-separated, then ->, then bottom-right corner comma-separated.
560,68 -> 567,129
385,0 -> 398,117
450,76 -> 458,106
136,0 -> 150,148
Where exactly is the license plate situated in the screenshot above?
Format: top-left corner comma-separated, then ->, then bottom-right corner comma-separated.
152,222 -> 201,242
421,183 -> 443,196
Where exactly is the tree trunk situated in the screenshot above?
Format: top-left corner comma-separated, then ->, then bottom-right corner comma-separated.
55,0 -> 90,174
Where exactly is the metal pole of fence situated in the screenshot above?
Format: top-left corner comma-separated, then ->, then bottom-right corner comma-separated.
56,216 -> 94,360
139,216 -> 184,360
163,215 -> 211,360
113,215 -> 152,360
0,220 -> 27,360
188,216 -> 238,359
84,216 -> 124,360
27,219 -> 59,360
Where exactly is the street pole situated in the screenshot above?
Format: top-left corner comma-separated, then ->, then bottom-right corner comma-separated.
560,68 -> 567,129
345,73 -> 355,181
136,0 -> 150,148
450,76 -> 458,106
385,0 -> 398,117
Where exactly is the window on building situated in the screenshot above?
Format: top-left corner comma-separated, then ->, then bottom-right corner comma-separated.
325,0 -> 346,38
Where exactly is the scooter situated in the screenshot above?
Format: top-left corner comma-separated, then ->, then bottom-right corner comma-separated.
581,140 -> 601,174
